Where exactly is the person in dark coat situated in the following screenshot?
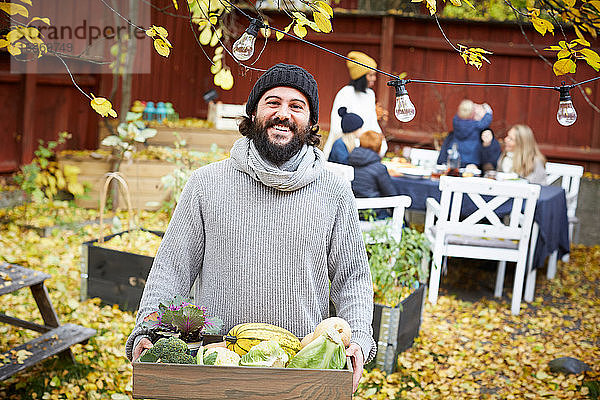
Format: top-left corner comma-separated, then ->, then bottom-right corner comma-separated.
479,128 -> 501,172
348,130 -> 399,219
450,99 -> 493,167
328,107 -> 364,165
438,128 -> 501,171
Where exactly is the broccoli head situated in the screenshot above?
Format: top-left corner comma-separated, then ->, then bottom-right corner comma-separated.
161,352 -> 196,365
147,337 -> 189,362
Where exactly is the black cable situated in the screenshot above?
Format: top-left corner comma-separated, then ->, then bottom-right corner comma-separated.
220,0 -> 593,93
407,79 -> 558,90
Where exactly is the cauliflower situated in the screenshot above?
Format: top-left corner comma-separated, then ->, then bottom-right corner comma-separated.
198,347 -> 240,366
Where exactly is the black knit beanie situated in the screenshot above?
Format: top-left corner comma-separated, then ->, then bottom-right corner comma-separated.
246,63 -> 319,125
338,107 -> 364,133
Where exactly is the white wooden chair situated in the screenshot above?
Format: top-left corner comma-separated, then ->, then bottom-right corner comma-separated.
425,176 -> 540,315
409,148 -> 439,167
544,162 -> 583,273
356,196 -> 412,243
325,161 -> 354,182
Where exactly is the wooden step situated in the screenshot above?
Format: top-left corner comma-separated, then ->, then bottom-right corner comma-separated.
0,263 -> 51,296
0,323 -> 96,380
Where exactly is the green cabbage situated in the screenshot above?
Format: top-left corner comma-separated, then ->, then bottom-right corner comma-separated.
240,340 -> 289,368
286,327 -> 346,369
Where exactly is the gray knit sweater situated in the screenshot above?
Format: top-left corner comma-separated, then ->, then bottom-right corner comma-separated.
125,138 -> 376,362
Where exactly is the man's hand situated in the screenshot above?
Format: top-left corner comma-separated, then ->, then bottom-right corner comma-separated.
133,337 -> 153,361
346,343 -> 364,393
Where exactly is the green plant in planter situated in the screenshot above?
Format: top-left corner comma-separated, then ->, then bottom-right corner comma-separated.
100,112 -> 158,172
14,131 -> 84,203
362,216 -> 430,307
140,295 -> 223,343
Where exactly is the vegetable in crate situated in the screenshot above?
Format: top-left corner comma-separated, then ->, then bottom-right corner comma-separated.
308,317 -> 351,348
287,327 -> 346,370
240,340 -> 289,368
140,337 -> 195,364
141,295 -> 223,343
197,346 -> 240,366
225,323 -> 301,358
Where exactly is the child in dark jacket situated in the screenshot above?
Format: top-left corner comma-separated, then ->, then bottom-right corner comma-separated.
328,107 -> 364,165
451,99 -> 493,167
348,130 -> 399,219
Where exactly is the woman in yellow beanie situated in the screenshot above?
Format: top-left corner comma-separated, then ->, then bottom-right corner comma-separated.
324,51 -> 387,158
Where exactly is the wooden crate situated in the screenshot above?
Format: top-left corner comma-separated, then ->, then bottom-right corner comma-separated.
146,126 -> 241,152
57,156 -> 176,210
132,358 -> 353,400
207,101 -> 245,131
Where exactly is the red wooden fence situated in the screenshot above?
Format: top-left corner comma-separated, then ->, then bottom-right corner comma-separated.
1,8 -> 599,173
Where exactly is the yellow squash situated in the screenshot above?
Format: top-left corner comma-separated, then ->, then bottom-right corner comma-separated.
225,323 -> 301,357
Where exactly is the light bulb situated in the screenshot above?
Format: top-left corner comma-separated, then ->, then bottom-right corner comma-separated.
395,94 -> 416,122
388,79 -> 416,122
556,86 -> 577,127
232,19 -> 261,61
394,87 -> 416,122
557,100 -> 577,126
232,32 -> 256,61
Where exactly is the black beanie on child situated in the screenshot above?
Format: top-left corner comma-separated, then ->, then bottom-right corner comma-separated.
338,107 -> 364,133
246,63 -> 319,125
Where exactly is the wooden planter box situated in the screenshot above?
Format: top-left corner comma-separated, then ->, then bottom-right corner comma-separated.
132,357 -> 353,399
369,284 -> 426,373
57,155 -> 176,210
81,229 -> 163,312
146,126 -> 241,152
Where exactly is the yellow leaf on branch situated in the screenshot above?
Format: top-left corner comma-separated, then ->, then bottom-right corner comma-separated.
293,23 -> 307,38
0,3 -> 29,18
557,48 -> 571,59
530,15 -> 554,36
90,94 -> 117,118
6,41 -> 25,56
315,1 -> 333,17
553,58 -> 576,75
580,48 -> 600,70
172,0 -> 178,10
314,11 -> 332,33
30,17 -> 50,25
153,38 -> 171,57
276,23 -> 292,41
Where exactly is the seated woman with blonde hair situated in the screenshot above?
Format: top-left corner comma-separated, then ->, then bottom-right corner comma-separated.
497,124 -> 546,185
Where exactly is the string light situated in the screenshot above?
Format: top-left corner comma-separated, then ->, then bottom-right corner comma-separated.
220,0 -> 600,127
232,19 -> 262,61
556,85 -> 577,126
388,80 -> 416,122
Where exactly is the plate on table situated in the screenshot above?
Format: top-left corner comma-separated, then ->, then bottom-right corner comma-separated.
390,166 -> 431,178
496,172 -> 527,182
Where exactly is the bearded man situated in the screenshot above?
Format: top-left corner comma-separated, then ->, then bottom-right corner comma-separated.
126,63 -> 375,391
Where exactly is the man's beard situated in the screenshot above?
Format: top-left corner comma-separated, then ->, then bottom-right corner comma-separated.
250,117 -> 311,165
